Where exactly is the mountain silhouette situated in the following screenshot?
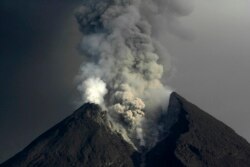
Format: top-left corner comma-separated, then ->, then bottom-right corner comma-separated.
1,93 -> 250,167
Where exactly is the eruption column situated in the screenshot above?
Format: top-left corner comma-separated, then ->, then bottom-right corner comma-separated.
75,0 -> 193,149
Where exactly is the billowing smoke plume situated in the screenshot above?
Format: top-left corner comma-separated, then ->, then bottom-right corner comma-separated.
75,0 -> 193,149
77,77 -> 107,106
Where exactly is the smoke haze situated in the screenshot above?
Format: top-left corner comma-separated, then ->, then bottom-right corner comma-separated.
2,0 -> 249,164
75,0 -> 193,148
78,77 -> 108,106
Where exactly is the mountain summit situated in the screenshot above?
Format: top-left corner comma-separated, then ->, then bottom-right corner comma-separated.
1,93 -> 250,167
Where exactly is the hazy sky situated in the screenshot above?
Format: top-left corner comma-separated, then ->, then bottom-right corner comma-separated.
0,0 -> 250,163
0,0 -> 83,162
167,0 -> 250,141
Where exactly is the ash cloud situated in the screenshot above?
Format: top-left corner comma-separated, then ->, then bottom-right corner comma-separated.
77,77 -> 108,106
75,0 -> 193,149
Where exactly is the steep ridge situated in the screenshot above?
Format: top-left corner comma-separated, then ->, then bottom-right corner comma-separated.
145,93 -> 250,167
173,93 -> 250,166
1,104 -> 137,167
1,93 -> 250,167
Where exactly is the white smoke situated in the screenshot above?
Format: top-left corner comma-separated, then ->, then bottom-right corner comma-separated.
77,77 -> 107,106
75,0 -> 193,149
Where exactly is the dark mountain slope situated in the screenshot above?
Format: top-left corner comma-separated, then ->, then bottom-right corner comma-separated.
145,93 -> 250,167
1,93 -> 250,167
0,104 -> 137,167
173,93 -> 250,166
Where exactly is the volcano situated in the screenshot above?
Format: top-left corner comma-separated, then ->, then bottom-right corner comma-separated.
1,93 -> 250,167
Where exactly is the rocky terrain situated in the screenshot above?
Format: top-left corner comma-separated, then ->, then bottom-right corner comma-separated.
1,93 -> 250,167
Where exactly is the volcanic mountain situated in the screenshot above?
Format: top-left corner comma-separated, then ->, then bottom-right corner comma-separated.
1,93 -> 250,167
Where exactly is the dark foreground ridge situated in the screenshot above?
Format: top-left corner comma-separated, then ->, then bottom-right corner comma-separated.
0,104 -> 136,167
1,93 -> 250,167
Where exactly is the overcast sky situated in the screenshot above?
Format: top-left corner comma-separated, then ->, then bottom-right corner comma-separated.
167,0 -> 250,142
0,0 -> 250,163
